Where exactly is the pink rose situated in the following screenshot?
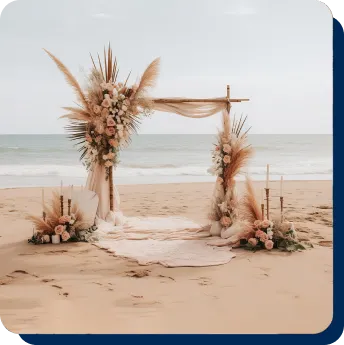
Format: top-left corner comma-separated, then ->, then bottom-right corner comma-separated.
101,108 -> 109,117
105,127 -> 115,136
255,230 -> 268,242
107,117 -> 116,126
54,225 -> 65,235
109,139 -> 119,147
220,216 -> 232,227
215,146 -> 220,151
223,155 -> 231,164
223,144 -> 231,154
261,219 -> 271,229
248,238 -> 258,247
101,98 -> 111,108
59,215 -> 71,224
61,231 -> 70,242
221,136 -> 229,144
265,240 -> 274,250
85,134 -> 92,143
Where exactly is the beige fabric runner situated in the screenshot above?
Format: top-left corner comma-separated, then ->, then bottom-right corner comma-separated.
92,216 -> 235,267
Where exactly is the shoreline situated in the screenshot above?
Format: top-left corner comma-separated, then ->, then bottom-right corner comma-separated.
0,181 -> 333,333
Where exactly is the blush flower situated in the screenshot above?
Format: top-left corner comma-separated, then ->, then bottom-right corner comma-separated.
86,134 -> 92,143
253,220 -> 262,229
59,215 -> 71,224
107,117 -> 116,126
223,144 -> 231,154
101,98 -> 111,108
95,136 -> 102,144
109,139 -> 119,147
261,219 -> 271,229
223,155 -> 231,164
54,225 -> 65,235
105,127 -> 115,136
220,216 -> 232,227
101,108 -> 109,117
248,238 -> 258,247
105,160 -> 113,168
255,230 -> 268,242
265,240 -> 274,250
61,231 -> 70,242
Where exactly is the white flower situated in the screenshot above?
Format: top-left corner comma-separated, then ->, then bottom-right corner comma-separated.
100,82 -> 107,89
104,94 -> 110,100
43,234 -> 50,243
105,160 -> 113,168
69,219 -> 75,225
118,130 -> 123,138
103,154 -> 108,160
218,202 -> 228,213
106,83 -> 114,92
113,89 -> 118,97
117,124 -> 123,130
91,149 -> 98,155
116,116 -> 121,122
122,105 -> 127,111
118,110 -> 124,116
120,94 -> 125,100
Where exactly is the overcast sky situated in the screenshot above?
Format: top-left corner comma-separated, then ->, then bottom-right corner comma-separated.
0,0 -> 332,134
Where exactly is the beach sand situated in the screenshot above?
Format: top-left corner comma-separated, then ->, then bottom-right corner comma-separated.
0,181 -> 333,334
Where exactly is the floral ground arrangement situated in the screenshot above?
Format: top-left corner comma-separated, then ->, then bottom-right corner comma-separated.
236,178 -> 311,252
27,191 -> 98,244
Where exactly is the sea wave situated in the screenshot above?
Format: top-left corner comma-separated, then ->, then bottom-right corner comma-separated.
0,164 -> 333,179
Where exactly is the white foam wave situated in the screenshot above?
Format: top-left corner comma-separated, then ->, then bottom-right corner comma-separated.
0,164 -> 333,179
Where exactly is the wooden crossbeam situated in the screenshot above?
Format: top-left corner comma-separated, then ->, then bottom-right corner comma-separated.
153,97 -> 249,103
153,85 -> 249,105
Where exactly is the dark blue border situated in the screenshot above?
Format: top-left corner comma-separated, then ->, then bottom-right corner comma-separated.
18,18 -> 343,345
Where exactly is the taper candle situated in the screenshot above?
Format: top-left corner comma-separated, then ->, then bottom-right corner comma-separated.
266,164 -> 270,189
280,176 -> 284,197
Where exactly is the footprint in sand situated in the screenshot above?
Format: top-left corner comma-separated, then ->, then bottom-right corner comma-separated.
115,297 -> 161,308
190,276 -> 212,286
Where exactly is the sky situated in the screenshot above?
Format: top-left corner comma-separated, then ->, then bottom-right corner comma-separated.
0,0 -> 333,134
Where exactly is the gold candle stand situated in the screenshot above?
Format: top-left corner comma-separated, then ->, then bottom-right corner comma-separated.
261,204 -> 265,220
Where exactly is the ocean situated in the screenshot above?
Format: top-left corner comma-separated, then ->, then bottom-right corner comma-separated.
0,134 -> 332,188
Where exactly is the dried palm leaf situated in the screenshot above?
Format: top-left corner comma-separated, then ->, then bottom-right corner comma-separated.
136,58 -> 160,96
44,49 -> 90,113
242,177 -> 263,223
26,215 -> 53,234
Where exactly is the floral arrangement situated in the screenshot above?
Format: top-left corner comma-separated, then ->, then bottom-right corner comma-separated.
45,46 -> 159,179
208,112 -> 253,236
237,178 -> 307,252
27,191 -> 94,244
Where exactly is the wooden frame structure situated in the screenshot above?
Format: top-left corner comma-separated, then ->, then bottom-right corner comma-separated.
109,84 -> 249,211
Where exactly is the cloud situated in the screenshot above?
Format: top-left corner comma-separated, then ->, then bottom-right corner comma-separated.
224,7 -> 255,15
92,13 -> 112,19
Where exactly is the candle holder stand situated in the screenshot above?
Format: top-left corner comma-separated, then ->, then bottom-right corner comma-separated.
68,199 -> 71,216
280,196 -> 284,223
60,195 -> 64,216
265,188 -> 270,220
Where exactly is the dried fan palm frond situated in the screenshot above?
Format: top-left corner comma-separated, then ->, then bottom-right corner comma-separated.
44,49 -> 90,114
60,107 -> 90,122
136,58 -> 160,97
26,215 -> 53,234
242,177 -> 263,223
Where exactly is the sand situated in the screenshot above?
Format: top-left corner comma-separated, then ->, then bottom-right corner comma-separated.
0,180 -> 333,334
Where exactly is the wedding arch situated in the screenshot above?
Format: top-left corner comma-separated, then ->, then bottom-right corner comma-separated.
45,46 -> 249,220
